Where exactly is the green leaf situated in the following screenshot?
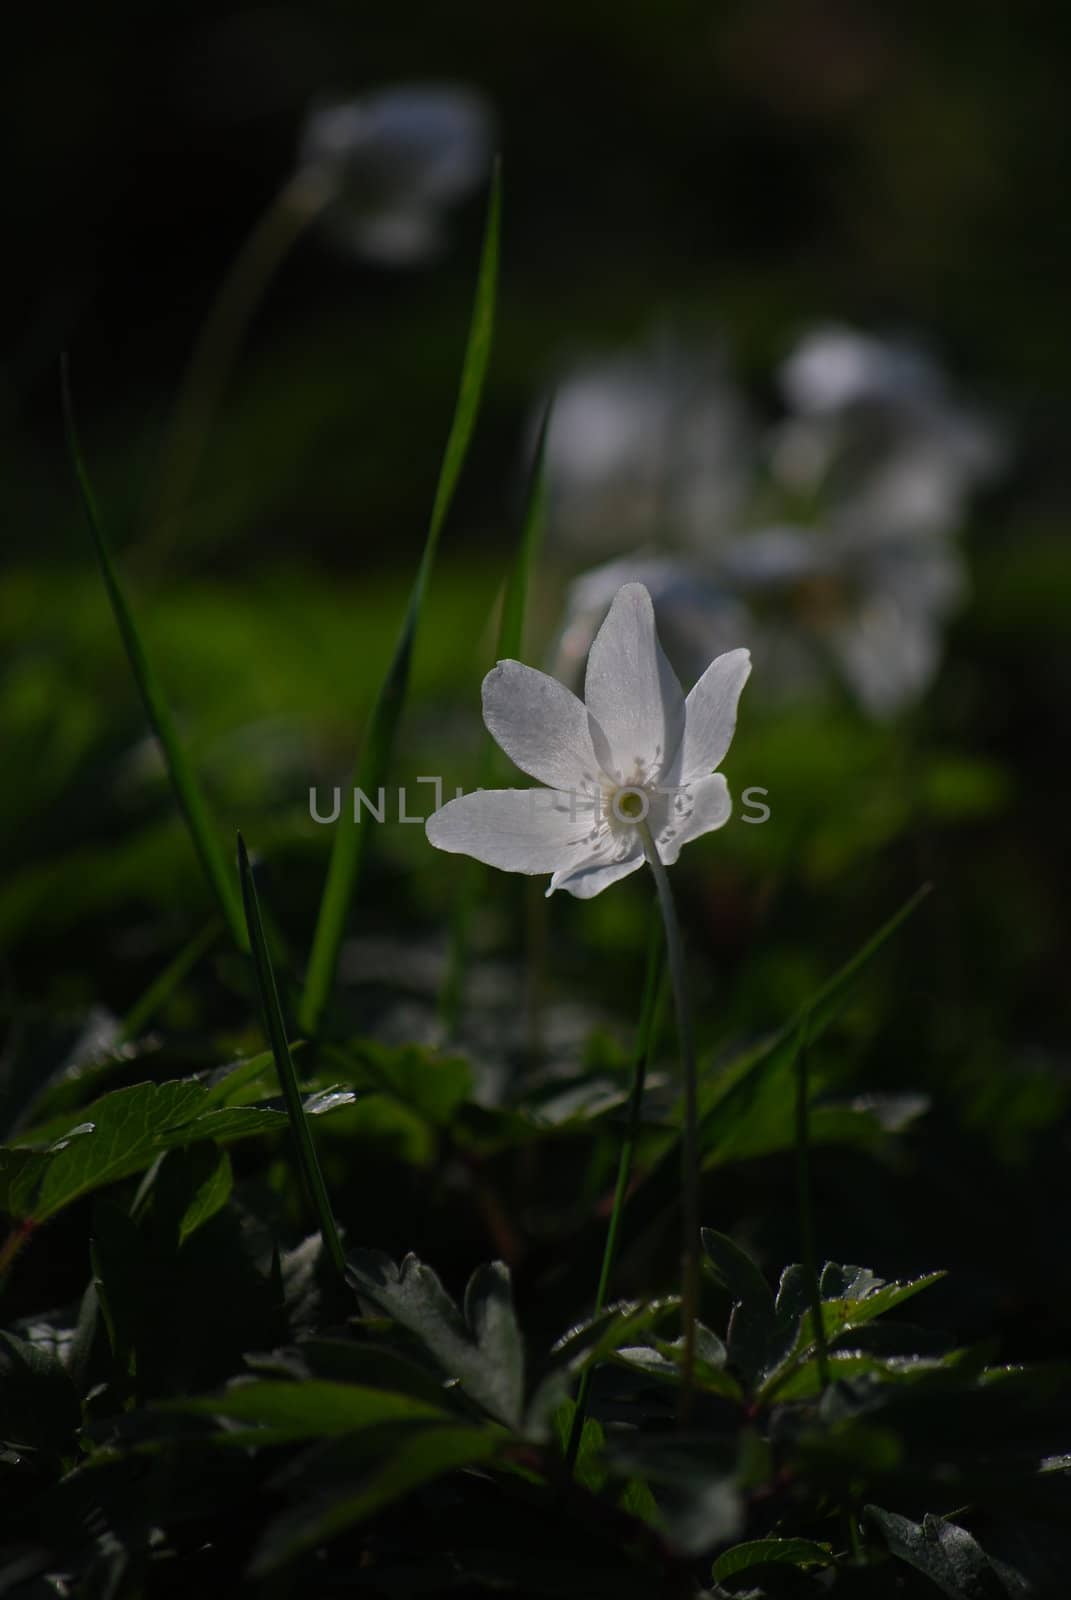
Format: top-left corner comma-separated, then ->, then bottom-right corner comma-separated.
0,1331 -> 82,1450
251,1423 -> 501,1574
174,1380 -> 451,1442
713,1537 -> 835,1582
552,1401 -> 607,1493
324,1040 -> 473,1127
248,1337 -> 454,1410
347,1250 -> 525,1428
299,166 -> 501,1038
760,1271 -> 946,1401
701,1229 -> 777,1387
174,1144 -> 232,1245
528,1298 -> 679,1434
867,1507 -> 1010,1600
61,359 -> 247,952
0,1079 -> 292,1224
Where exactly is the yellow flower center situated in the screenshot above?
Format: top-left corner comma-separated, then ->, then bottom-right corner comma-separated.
611,786 -> 648,824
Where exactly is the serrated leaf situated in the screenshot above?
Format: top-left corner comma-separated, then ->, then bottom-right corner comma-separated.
347,1250 -> 525,1428
760,1272 -> 945,1401
0,1080 -> 290,1224
867,1508 -> 1010,1600
713,1537 -> 835,1582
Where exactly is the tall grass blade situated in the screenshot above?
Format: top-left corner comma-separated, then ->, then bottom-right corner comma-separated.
237,833 -> 345,1280
439,399 -> 551,1033
61,359 -> 248,952
299,164 -> 502,1037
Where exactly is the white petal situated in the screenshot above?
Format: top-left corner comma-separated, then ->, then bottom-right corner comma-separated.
426,788 -> 599,876
650,773 -> 732,865
673,648 -> 751,784
583,583 -> 685,785
482,661 -> 604,792
548,841 -> 645,899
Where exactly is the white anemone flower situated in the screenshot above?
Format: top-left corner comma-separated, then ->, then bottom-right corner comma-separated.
299,84 -> 494,265
426,584 -> 750,899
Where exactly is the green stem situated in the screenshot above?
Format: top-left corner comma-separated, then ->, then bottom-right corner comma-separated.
139,168 -> 332,574
237,833 -> 345,1282
638,821 -> 700,1425
794,1018 -> 830,1389
566,924 -> 665,1470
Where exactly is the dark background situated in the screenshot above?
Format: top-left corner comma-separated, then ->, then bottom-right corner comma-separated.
3,0 -> 1071,1359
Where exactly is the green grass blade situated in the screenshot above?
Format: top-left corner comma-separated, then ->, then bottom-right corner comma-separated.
117,919 -> 221,1043
611,883 -> 934,1258
61,359 -> 248,953
237,833 -> 345,1280
299,164 -> 502,1039
438,399 -> 551,1033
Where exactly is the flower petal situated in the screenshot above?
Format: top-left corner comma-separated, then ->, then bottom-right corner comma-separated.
650,773 -> 732,865
584,583 -> 685,785
482,661 -> 604,793
426,787 -> 599,876
673,648 -> 751,784
548,840 -> 644,899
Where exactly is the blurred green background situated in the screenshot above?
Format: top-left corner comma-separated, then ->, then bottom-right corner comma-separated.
3,2 -> 1070,1353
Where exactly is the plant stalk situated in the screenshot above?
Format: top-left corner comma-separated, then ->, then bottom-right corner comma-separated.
638,821 -> 700,1425
566,923 -> 665,1469
238,833 -> 345,1282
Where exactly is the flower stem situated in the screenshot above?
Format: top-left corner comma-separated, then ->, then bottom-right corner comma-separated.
794,1017 -> 830,1388
566,923 -> 665,1470
638,822 -> 700,1425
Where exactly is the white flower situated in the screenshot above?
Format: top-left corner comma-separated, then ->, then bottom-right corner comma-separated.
426,584 -> 750,899
718,523 -> 966,717
299,84 -> 494,265
772,322 -> 1005,543
544,334 -> 754,556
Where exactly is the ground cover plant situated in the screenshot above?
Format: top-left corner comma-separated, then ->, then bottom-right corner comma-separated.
4,11 -> 1071,1598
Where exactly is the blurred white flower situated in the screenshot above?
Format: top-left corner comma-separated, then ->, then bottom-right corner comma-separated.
299,84 -> 495,264
718,524 -> 967,718
544,334 -> 754,555
771,322 -> 1005,542
427,584 -> 750,898
541,321 -> 1001,720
